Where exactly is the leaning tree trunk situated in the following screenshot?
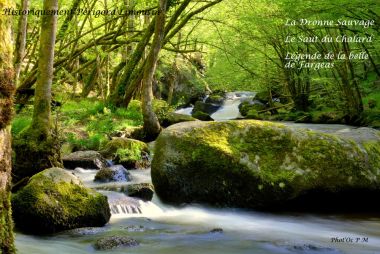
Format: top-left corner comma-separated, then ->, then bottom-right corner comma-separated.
141,0 -> 167,141
13,0 -> 62,181
0,0 -> 16,252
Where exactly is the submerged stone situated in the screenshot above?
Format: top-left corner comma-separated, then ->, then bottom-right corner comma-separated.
126,183 -> 154,201
94,236 -> 139,250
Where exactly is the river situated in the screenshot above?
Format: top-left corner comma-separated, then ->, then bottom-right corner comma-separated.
15,167 -> 380,254
15,92 -> 380,253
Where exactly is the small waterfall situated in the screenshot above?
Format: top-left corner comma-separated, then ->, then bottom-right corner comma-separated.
109,202 -> 142,215
175,106 -> 194,116
211,91 -> 256,121
104,191 -> 163,218
175,91 -> 257,119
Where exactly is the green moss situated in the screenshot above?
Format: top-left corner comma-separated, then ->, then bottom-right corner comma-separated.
0,190 -> 15,254
363,141 -> 380,170
12,127 -> 62,181
246,109 -> 261,119
101,138 -> 149,169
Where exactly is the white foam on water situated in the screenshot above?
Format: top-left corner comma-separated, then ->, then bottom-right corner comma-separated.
175,106 -> 194,116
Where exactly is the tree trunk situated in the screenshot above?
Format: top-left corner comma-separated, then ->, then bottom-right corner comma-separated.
14,0 -> 29,84
31,0 -> 58,133
141,0 -> 167,141
13,0 -> 62,181
0,0 -> 16,252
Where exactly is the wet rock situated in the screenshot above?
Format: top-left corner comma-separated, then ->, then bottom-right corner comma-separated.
192,111 -> 214,121
193,101 -> 221,115
126,183 -> 154,201
94,236 -> 139,250
63,151 -> 108,169
287,244 -> 338,253
12,168 -> 111,234
94,165 -> 131,183
210,228 -> 223,233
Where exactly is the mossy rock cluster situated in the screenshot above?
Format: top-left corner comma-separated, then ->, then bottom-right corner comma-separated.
152,120 -> 380,210
12,168 -> 111,234
100,138 -> 150,169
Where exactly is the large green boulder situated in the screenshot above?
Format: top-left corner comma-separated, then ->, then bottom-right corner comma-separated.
12,167 -> 111,234
151,120 -> 380,210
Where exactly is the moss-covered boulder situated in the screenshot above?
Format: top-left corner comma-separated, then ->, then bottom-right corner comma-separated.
12,168 -> 111,234
62,151 -> 108,169
152,120 -> 380,210
100,138 -> 150,169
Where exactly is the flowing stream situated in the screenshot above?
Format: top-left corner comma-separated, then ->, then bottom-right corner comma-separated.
15,92 -> 380,253
175,91 -> 257,121
15,168 -> 380,254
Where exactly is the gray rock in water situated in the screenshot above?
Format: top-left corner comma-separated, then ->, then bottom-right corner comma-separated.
94,165 -> 131,183
209,228 -> 223,233
152,120 -> 380,211
94,236 -> 139,250
286,244 -> 340,253
126,183 -> 154,201
63,150 -> 108,169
